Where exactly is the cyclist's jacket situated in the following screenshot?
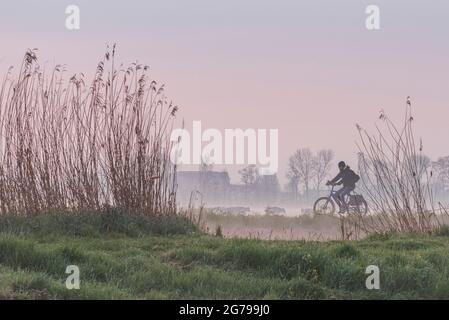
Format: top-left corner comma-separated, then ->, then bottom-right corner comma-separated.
329,166 -> 360,189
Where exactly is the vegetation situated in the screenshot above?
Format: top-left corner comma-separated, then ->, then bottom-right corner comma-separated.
0,47 -> 177,216
286,148 -> 334,200
0,212 -> 448,299
356,98 -> 442,233
0,208 -> 197,238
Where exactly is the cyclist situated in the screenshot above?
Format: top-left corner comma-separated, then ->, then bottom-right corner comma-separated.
326,161 -> 360,213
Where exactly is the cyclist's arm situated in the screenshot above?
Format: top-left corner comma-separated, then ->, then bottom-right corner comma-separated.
329,172 -> 342,185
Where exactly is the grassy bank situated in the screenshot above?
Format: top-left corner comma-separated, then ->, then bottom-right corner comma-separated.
0,212 -> 448,299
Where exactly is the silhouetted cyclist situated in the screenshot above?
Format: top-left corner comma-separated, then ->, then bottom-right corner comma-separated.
326,161 -> 360,213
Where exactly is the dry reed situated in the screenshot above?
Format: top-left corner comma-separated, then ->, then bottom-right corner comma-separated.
354,97 -> 445,233
0,47 -> 178,216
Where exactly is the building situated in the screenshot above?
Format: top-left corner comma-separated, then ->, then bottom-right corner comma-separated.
176,170 -> 281,207
177,170 -> 231,205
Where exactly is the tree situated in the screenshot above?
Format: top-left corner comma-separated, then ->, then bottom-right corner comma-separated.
239,164 -> 259,185
433,156 -> 449,191
287,148 -> 316,199
239,165 -> 259,200
313,149 -> 334,194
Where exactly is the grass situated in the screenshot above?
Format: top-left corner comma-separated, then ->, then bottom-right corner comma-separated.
0,212 -> 448,299
0,208 -> 197,238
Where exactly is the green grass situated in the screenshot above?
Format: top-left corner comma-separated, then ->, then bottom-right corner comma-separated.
0,212 -> 448,299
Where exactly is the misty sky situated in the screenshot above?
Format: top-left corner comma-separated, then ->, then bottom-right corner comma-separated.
1,0 -> 448,184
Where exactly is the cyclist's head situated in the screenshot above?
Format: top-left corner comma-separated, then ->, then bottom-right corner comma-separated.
338,161 -> 346,171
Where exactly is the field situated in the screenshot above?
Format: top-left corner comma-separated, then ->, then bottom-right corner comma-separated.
203,211 -> 342,240
0,211 -> 448,299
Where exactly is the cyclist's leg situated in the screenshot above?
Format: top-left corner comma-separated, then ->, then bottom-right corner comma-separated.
339,186 -> 354,211
334,188 -> 344,210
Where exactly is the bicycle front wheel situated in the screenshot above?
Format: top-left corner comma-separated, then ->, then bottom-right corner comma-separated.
313,197 -> 336,216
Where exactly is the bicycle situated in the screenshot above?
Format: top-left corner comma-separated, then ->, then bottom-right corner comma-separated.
313,184 -> 368,216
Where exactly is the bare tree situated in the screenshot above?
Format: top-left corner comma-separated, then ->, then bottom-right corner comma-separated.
287,148 -> 316,199
286,174 -> 300,201
239,164 -> 259,185
433,156 -> 449,191
313,149 -> 334,195
239,165 -> 259,200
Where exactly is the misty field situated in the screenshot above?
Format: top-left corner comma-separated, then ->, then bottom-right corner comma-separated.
203,211 -> 343,240
0,211 -> 449,299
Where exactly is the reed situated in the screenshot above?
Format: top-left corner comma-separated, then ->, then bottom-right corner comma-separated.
354,97 -> 444,233
0,47 -> 178,216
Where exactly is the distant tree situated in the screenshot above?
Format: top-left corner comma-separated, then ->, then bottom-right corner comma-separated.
287,148 -> 316,199
287,159 -> 300,199
239,165 -> 259,200
413,154 -> 431,180
313,149 -> 334,194
433,156 -> 449,191
239,164 -> 259,185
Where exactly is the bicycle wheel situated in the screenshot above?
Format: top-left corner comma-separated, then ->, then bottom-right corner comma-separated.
351,198 -> 368,216
313,197 -> 336,215
358,198 -> 368,215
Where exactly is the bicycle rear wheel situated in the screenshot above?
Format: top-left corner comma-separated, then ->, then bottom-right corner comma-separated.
356,198 -> 368,216
313,197 -> 336,215
349,198 -> 368,216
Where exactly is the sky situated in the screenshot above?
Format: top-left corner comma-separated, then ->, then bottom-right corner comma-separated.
0,0 -> 448,185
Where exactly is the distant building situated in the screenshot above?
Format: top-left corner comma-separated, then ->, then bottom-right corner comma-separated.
176,170 -> 281,207
177,171 -> 231,205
